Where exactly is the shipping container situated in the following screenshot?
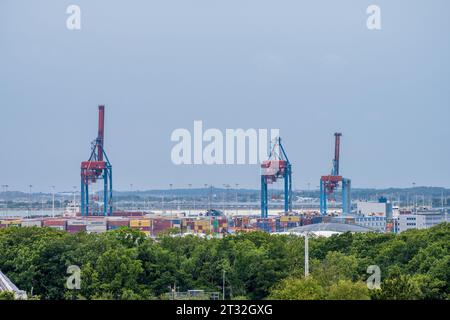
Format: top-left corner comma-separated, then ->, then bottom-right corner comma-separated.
43,219 -> 67,227
130,219 -> 151,228
67,220 -> 87,226
280,216 -> 301,223
86,225 -> 107,233
107,219 -> 129,229
87,220 -> 106,226
113,211 -> 145,217
311,216 -> 323,224
48,225 -> 65,231
1,219 -> 22,225
67,225 -> 86,233
21,220 -> 43,227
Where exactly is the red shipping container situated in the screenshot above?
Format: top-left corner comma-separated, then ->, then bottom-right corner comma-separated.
67,225 -> 86,233
44,219 -> 67,227
113,211 -> 144,217
108,220 -> 129,227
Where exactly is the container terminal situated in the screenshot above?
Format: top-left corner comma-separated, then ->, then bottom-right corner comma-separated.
0,106 -> 448,237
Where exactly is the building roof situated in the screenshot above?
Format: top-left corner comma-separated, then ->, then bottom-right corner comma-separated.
0,270 -> 27,299
287,222 -> 377,234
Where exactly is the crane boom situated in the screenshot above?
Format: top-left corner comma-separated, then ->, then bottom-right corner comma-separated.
97,105 -> 105,162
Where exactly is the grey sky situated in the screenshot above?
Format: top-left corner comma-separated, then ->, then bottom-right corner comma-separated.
1,0 -> 449,192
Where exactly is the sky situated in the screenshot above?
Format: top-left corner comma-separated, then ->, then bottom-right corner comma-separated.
0,0 -> 449,192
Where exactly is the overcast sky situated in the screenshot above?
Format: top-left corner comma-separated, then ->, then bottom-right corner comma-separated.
1,0 -> 449,192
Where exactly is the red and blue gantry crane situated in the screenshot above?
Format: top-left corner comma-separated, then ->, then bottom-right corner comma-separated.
320,133 -> 351,215
80,105 -> 113,216
261,137 -> 292,218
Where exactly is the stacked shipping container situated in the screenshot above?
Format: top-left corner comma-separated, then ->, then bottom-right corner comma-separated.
130,219 -> 151,236
67,219 -> 87,233
152,218 -> 172,236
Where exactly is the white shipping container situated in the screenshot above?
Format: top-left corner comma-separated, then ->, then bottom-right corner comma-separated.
68,220 -> 87,226
49,225 -> 65,231
87,220 -> 106,226
21,220 -> 42,227
86,226 -> 107,233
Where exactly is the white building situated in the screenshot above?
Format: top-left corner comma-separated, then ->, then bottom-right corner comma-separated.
354,216 -> 386,232
356,201 -> 392,218
398,211 -> 448,233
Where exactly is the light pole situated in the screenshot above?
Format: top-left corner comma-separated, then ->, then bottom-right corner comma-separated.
209,185 -> 213,212
130,184 -> 134,210
188,184 -> 192,216
28,185 -> 33,218
235,184 -> 239,216
222,270 -> 226,300
51,186 -> 55,218
1,185 -> 8,216
169,184 -> 173,215
304,233 -> 310,278
72,186 -> 76,204
222,184 -> 227,214
204,184 -> 208,212
193,185 -> 196,214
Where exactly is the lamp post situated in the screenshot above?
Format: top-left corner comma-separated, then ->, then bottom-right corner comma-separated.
204,184 -> 208,212
188,184 -> 192,216
234,184 -> 239,216
51,186 -> 55,218
1,185 -> 8,216
222,270 -> 226,300
28,185 -> 33,218
304,233 -> 310,277
130,184 -> 134,210
169,184 -> 173,215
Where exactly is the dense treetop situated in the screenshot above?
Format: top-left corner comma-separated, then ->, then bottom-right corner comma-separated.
0,223 -> 448,300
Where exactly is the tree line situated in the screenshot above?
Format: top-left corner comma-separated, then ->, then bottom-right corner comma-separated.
0,223 -> 448,300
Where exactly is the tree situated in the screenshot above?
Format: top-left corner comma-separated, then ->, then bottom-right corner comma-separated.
311,251 -> 359,286
371,272 -> 421,300
0,291 -> 15,300
327,280 -> 370,300
269,277 -> 326,300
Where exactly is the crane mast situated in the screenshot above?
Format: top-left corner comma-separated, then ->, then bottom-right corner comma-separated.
80,105 -> 113,216
320,133 -> 351,215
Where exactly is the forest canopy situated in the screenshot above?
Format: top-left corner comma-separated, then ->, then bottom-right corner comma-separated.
0,223 -> 448,300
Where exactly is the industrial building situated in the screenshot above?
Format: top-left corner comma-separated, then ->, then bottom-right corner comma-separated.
356,200 -> 393,218
398,211 -> 448,233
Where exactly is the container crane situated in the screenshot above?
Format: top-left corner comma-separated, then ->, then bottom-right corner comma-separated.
80,105 -> 113,216
320,133 -> 351,215
261,137 -> 292,218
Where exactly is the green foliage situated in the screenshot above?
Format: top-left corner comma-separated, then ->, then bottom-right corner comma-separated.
0,291 -> 15,300
269,277 -> 326,300
327,280 -> 370,300
0,223 -> 449,300
371,271 -> 421,300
